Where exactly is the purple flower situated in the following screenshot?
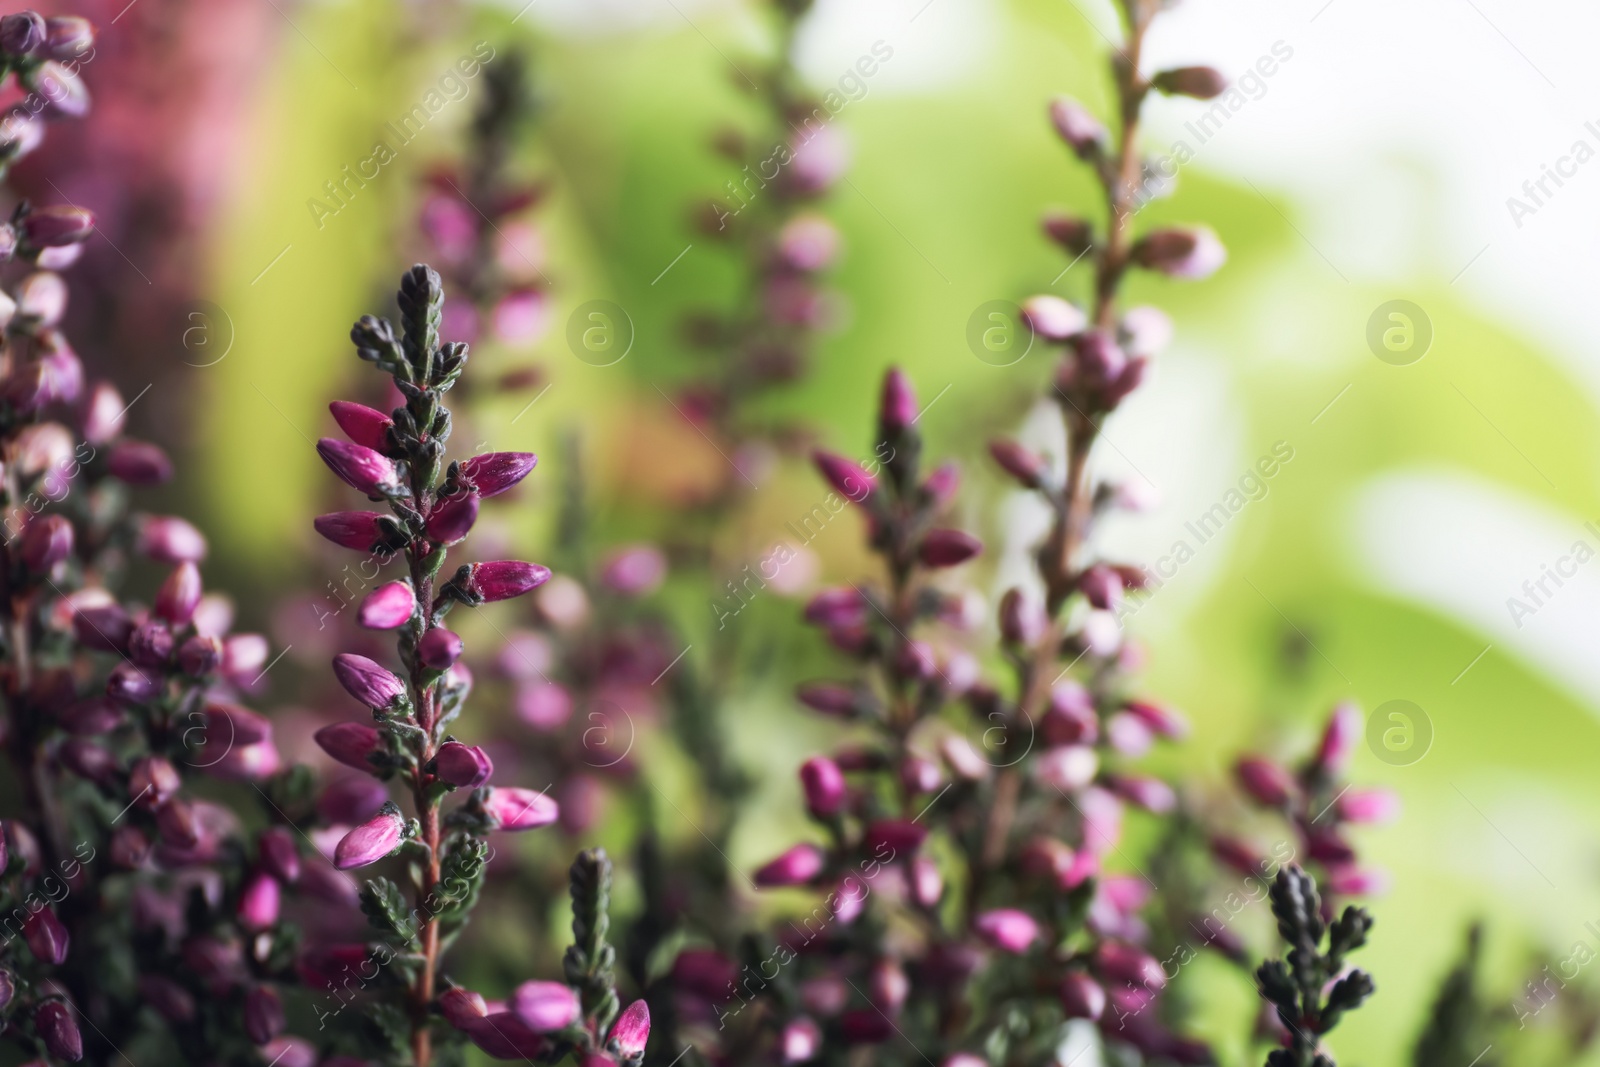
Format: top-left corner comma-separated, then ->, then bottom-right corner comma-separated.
426,490 -> 479,544
129,756 -> 180,808
1122,699 -> 1188,740
106,661 -> 160,705
1048,97 -> 1107,159
467,1013 -> 549,1060
178,634 -> 221,676
918,529 -> 982,568
465,561 -> 552,602
20,513 -> 72,570
334,804 -> 405,869
781,1017 -> 822,1063
238,871 -> 281,930
1019,295 -> 1086,341
599,544 -> 667,597
974,908 -> 1041,954
154,561 -> 202,625
1095,940 -> 1166,990
753,843 -> 826,888
332,653 -> 406,709
799,756 -> 846,818
313,511 -> 390,552
314,722 -> 382,772
433,740 -> 493,788
1152,65 -> 1228,100
23,906 -> 68,964
127,621 -> 174,668
777,215 -> 840,272
460,451 -> 537,497
440,986 -> 489,1028
108,439 -> 173,484
22,204 -> 94,247
243,985 -> 285,1045
33,60 -> 90,119
511,981 -> 581,1032
358,581 -> 415,630
0,12 -> 44,55
1337,788 -> 1401,824
204,703 -> 272,746
1129,227 -> 1226,280
795,682 -> 859,718
418,628 -> 463,669
989,439 -> 1047,489
1234,756 -> 1294,807
812,450 -> 876,503
879,367 -> 917,436
35,1000 -> 81,1061
329,400 -> 393,453
483,786 -> 559,831
803,587 -> 867,629
1059,973 -> 1106,1020
608,999 -> 651,1061
258,826 -> 301,883
864,819 -> 926,855
42,16 -> 92,61
1315,702 -> 1362,776
138,515 -> 208,562
316,437 -> 401,496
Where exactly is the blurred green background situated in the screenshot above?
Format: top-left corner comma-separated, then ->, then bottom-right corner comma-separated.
75,0 -> 1600,1061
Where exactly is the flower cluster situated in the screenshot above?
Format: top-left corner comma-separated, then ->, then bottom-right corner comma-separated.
310,265 -> 644,1065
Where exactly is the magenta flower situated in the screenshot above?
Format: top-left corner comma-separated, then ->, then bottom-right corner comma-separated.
35,1000 -> 81,1061
108,439 -> 173,484
911,856 -> 944,907
460,451 -> 537,497
439,986 -> 488,1028
879,367 -> 917,435
1314,702 -> 1362,776
483,786 -> 559,831
19,513 -> 72,570
314,722 -> 382,772
599,544 -> 667,597
433,740 -> 494,788
789,123 -> 849,193
237,870 -> 281,930
334,804 -> 406,869
812,450 -> 876,503
1019,294 -> 1086,341
23,906 -> 68,964
313,510 -> 389,551
204,703 -> 272,746
607,999 -> 651,1061
511,980 -> 581,1032
154,561 -> 202,625
798,756 -> 846,818
1235,756 -> 1294,807
106,661 -> 160,705
43,15 -> 93,60
22,203 -> 94,246
1048,96 -> 1107,159
0,12 -> 44,55
138,515 -> 208,562
1059,972 -> 1106,1020
1336,788 -> 1401,824
332,653 -> 406,709
316,437 -> 401,496
1095,940 -> 1166,990
418,628 -> 463,669
864,819 -> 927,855
776,215 -> 840,272
1130,227 -> 1226,280
918,529 -> 982,568
1122,699 -> 1188,740
243,985 -> 285,1045
974,908 -> 1041,953
781,1017 -> 822,1063
426,490 -> 479,544
258,826 -> 301,883
467,1013 -> 550,1060
358,581 -> 416,630
129,755 -> 179,808
803,587 -> 867,629
329,400 -> 394,452
795,682 -> 858,717
465,561 -> 552,602
753,843 -> 826,888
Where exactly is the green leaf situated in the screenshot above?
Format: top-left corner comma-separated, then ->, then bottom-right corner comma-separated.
359,877 -> 418,946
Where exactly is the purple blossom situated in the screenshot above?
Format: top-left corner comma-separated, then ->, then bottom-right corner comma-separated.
465,560 -> 552,602
329,400 -> 394,452
332,653 -> 406,708
23,906 -> 68,964
753,843 -> 826,888
154,561 -> 202,625
237,871 -> 281,930
608,999 -> 651,1061
483,786 -> 559,831
314,722 -> 382,772
35,1000 -> 81,1061
316,437 -> 402,496
511,981 -> 581,1032
459,451 -> 536,497
357,581 -> 416,630
798,756 -> 846,817
313,510 -> 389,551
879,367 -> 917,435
811,450 -> 876,503
418,627 -> 463,669
334,804 -> 406,869
433,740 -> 493,788
426,490 -> 479,543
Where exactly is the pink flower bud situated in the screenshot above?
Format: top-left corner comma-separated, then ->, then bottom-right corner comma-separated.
1130,227 -> 1226,280
1118,306 -> 1173,357
512,981 -> 581,1032
258,1037 -> 315,1067
1337,788 -> 1400,824
803,587 -> 867,629
1152,66 -> 1228,99
607,998 -> 650,1061
796,682 -> 859,718
313,511 -> 391,552
0,12 -> 44,55
974,908 -> 1041,953
896,640 -> 937,681
753,843 -> 826,887
879,367 -> 917,436
460,451 -> 537,497
440,986 -> 489,1028
466,561 -> 552,602
812,450 -> 877,503
1059,972 -> 1106,1020
1109,774 -> 1176,813
328,401 -> 393,452
257,827 -> 300,883
900,756 -> 943,795
1123,699 -> 1188,739
919,529 -> 982,568
799,756 -> 846,818
781,1017 -> 822,1063
138,516 -> 207,563
106,439 -> 171,486
357,581 -> 415,630
244,985 -> 285,1044
1068,329 -> 1127,387
1035,745 -> 1098,792
154,562 -> 202,625
222,633 -> 269,687
35,1000 -> 80,1061
777,214 -> 840,272
999,588 -> 1046,646
789,124 -> 849,193
1042,213 -> 1093,254
600,544 -> 667,597
419,627 -> 463,669
910,856 -> 944,907
869,958 -> 909,1014
1049,97 -> 1106,159
128,621 -> 174,668
1078,565 -> 1123,611
989,439 -> 1047,489
332,653 -> 406,708
20,513 -> 71,571
1104,711 -> 1153,757
204,703 -> 271,747
1323,865 -> 1390,896
42,16 -> 92,60
426,490 -> 479,544
1096,941 -> 1166,990
316,438 -> 400,496
1315,702 -> 1362,777
129,756 -> 179,808
314,722 -> 381,772
59,739 -> 116,783
1234,756 -> 1294,807
864,819 -> 926,855
238,871 -> 281,930
23,907 -> 68,964
943,1056 -> 988,1067
923,462 -> 960,509
484,786 -> 559,831
106,661 -> 160,705
1209,835 -> 1263,877
80,380 -> 125,443
334,804 -> 405,869
22,204 -> 93,247
433,740 -> 494,788
1020,295 -> 1087,341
